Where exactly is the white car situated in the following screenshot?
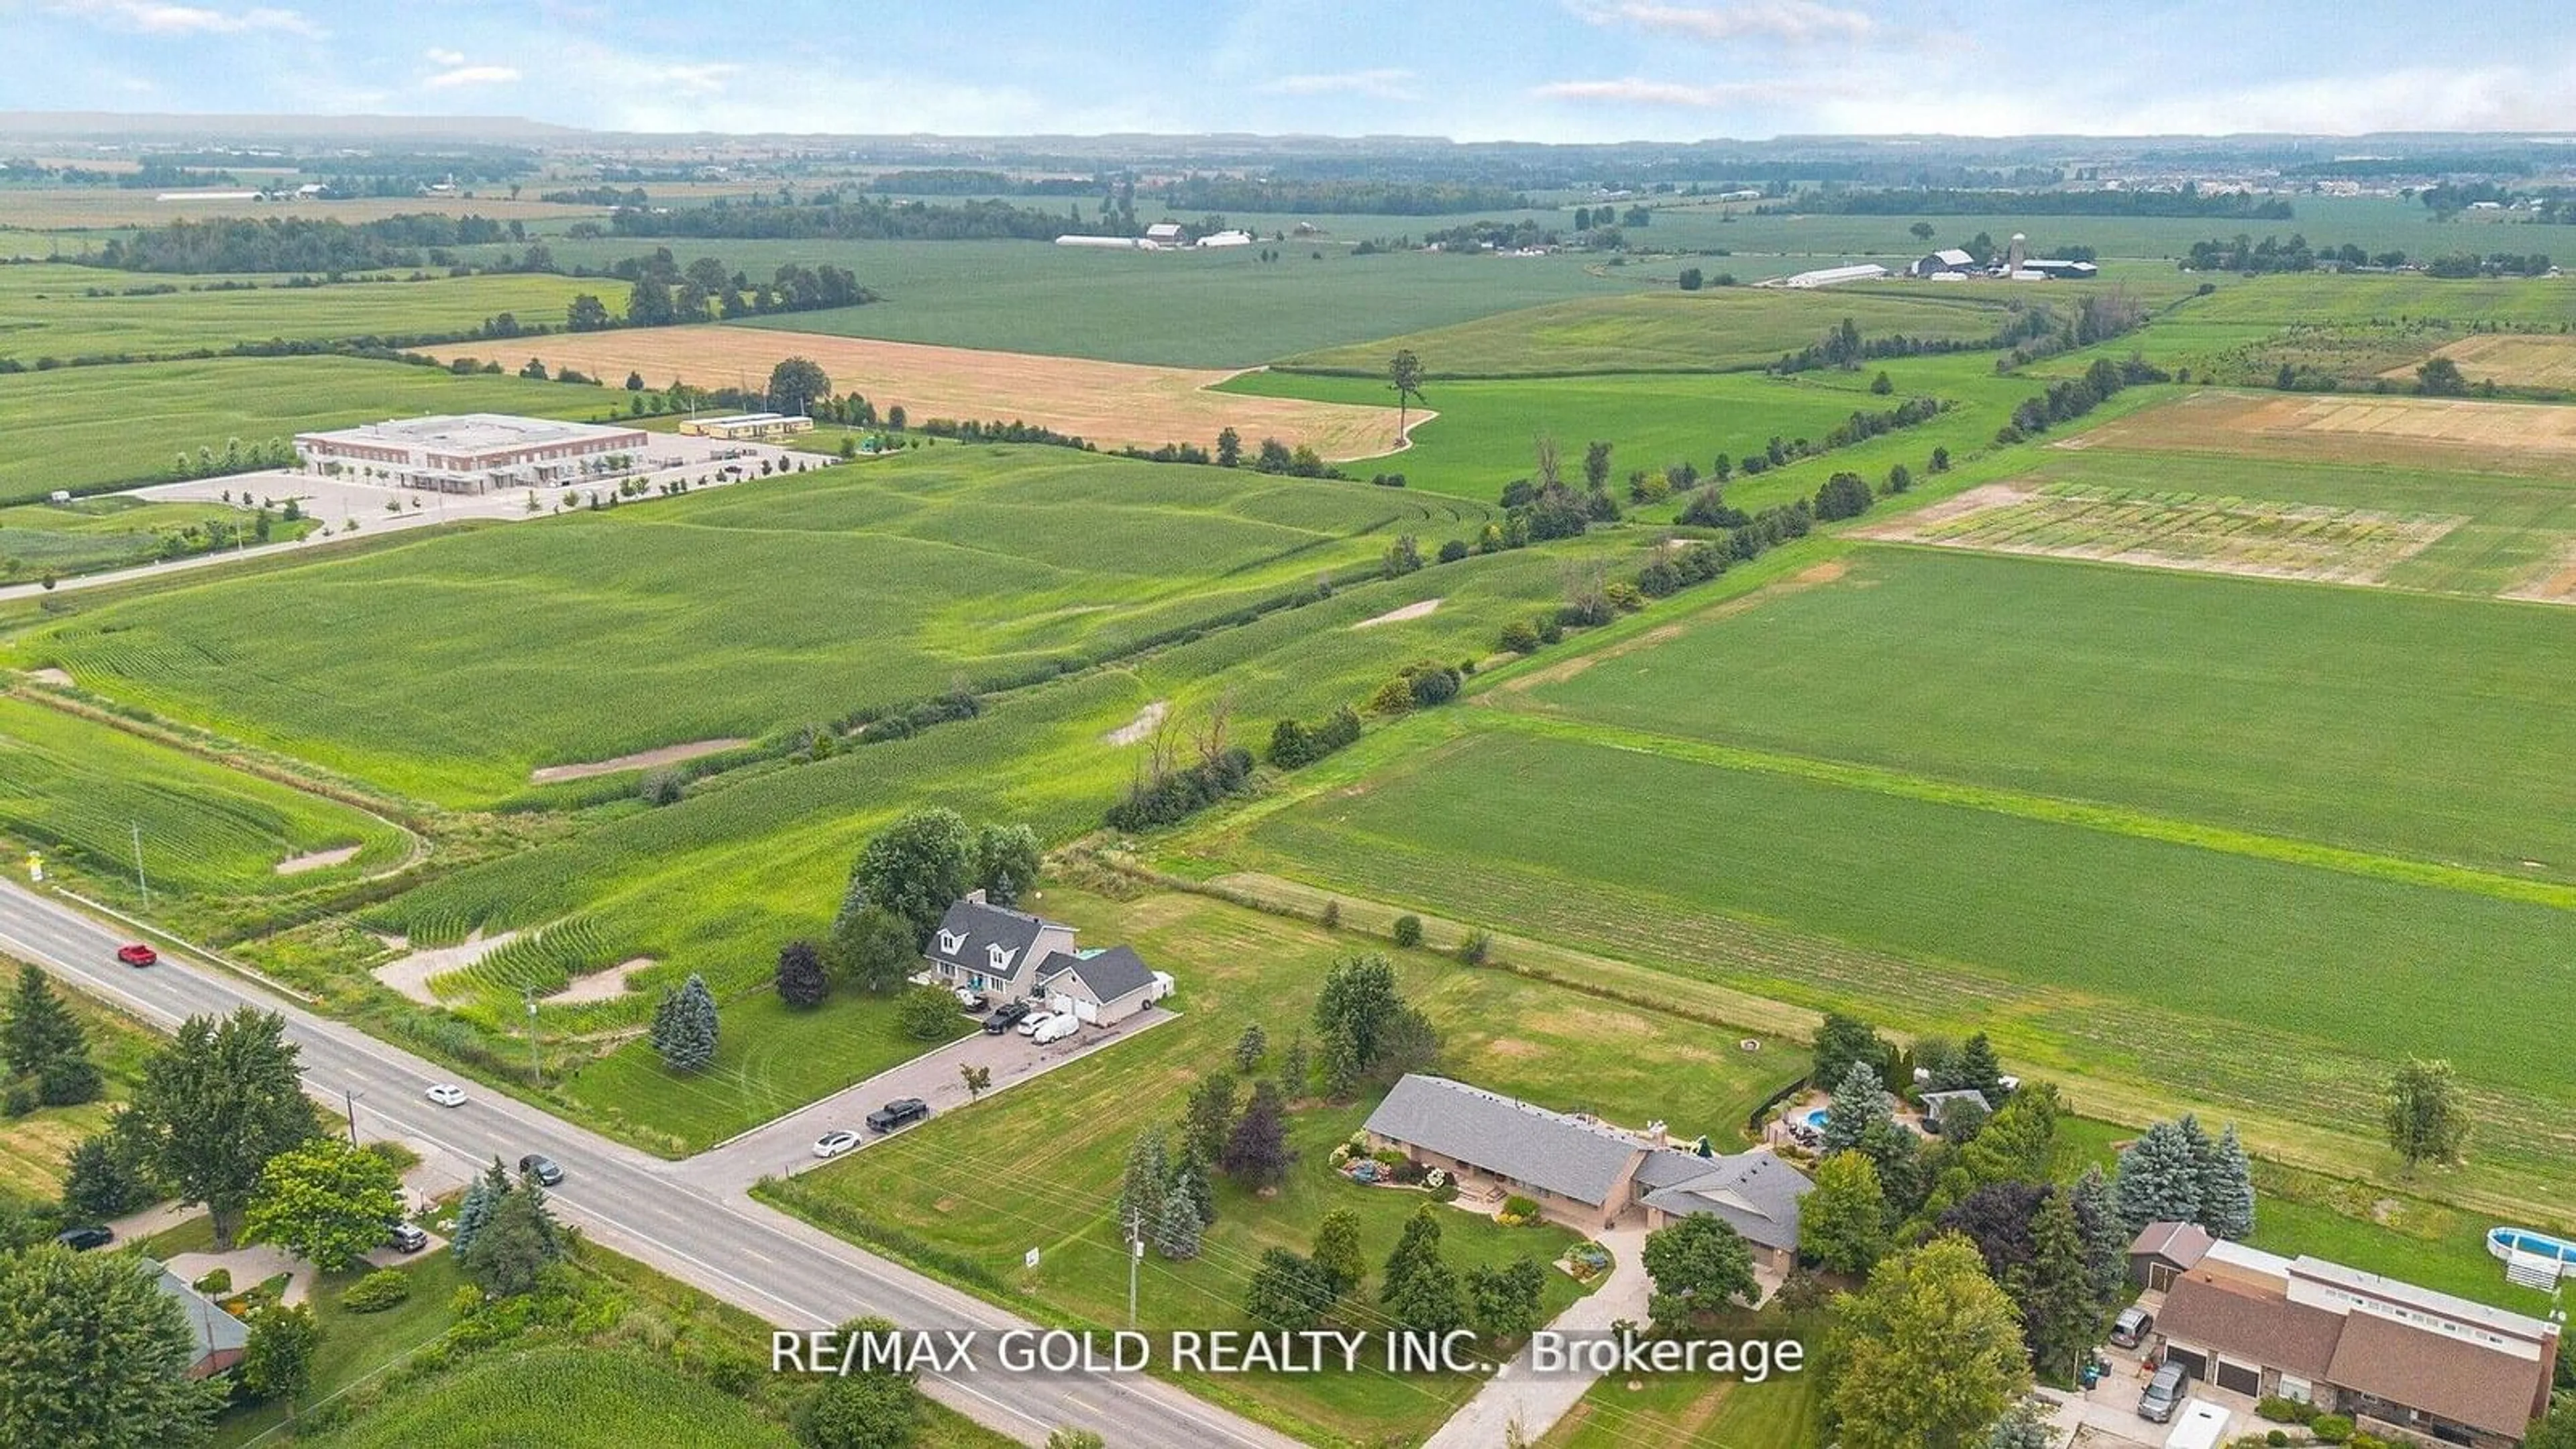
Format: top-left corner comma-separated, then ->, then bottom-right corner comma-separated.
1031,1014 -> 1079,1045
424,1083 -> 467,1108
812,1129 -> 861,1160
1014,1011 -> 1057,1038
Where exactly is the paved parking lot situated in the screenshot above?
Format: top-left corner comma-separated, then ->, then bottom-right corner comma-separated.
674,1004 -> 1175,1189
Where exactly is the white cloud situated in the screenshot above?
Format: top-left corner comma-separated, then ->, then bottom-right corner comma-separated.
423,64 -> 521,89
48,0 -> 320,38
425,48 -> 464,66
1574,0 -> 1876,45
1256,68 -> 1419,102
1533,76 -> 1828,108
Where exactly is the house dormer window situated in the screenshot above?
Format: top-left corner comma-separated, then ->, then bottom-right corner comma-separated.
987,943 -> 1018,973
936,930 -> 967,957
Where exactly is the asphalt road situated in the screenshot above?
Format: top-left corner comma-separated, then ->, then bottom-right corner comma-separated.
0,877 -> 1301,1449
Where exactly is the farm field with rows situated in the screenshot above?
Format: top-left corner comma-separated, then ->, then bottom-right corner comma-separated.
0,262 -> 628,362
13,447 -> 1483,804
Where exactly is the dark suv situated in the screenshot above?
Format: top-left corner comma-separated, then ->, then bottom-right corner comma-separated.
865,1098 -> 930,1133
517,1154 -> 564,1186
55,1224 -> 115,1251
983,1000 -> 1032,1035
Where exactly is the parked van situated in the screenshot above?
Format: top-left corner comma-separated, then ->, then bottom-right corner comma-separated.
1030,1014 -> 1079,1045
2137,1362 -> 2190,1423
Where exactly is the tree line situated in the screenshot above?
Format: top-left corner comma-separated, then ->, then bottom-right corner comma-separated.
1780,187 -> 2293,219
607,195 -> 1117,243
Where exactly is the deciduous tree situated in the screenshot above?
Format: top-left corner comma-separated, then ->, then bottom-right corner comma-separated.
970,823 -> 1042,907
244,1137 -> 403,1273
1823,1235 -> 2030,1449
241,1302 -> 318,1418
1465,1257 -> 1546,1343
2385,1057 -> 2467,1170
827,906 -> 917,996
1644,1214 -> 1759,1332
797,1316 -> 923,1449
1222,1080 -> 1292,1189
0,1246 -> 222,1447
1388,350 -> 1426,443
1809,1012 -> 1888,1097
1310,1208 -> 1366,1296
1244,1248 -> 1336,1332
775,940 -> 830,1010
839,808 -> 973,945
1800,1150 -> 1889,1277
131,1008 -> 313,1247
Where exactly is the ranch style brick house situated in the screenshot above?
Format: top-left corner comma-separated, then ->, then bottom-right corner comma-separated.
920,893 -> 1167,1026
1361,1074 -> 1813,1267
2128,1224 -> 2560,1448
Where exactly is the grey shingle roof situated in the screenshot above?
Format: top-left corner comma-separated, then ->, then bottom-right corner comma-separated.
1048,945 -> 1156,1004
148,1260 -> 248,1362
924,899 -> 1056,985
1635,1148 -> 1813,1253
1362,1075 -> 1644,1207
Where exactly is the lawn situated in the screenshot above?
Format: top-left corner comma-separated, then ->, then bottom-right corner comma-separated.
0,263 -> 630,364
1277,288 -> 2021,378
211,1249 -> 470,1448
0,693 -> 408,907
758,886 -> 1803,1446
303,1346 -> 790,1449
553,989 -> 973,1155
15,447 -> 1472,804
1544,1361 -> 1823,1449
0,354 -> 634,503
1189,721 -> 2576,1195
1508,545 -> 2576,881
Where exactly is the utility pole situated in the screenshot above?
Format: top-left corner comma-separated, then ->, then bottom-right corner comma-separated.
343,1087 -> 361,1146
129,822 -> 150,909
1127,1208 -> 1142,1328
523,987 -> 542,1085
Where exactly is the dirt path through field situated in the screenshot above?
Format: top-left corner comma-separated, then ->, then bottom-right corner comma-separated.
275,845 -> 361,875
1104,700 -> 1169,746
372,929 -> 521,1006
531,738 -> 750,784
1354,598 -> 1441,628
428,329 -> 1405,460
546,957 -> 655,1004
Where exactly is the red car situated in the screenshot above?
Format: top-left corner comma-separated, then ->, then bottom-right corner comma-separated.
115,943 -> 158,967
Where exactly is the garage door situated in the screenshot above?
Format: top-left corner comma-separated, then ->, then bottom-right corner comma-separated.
1073,998 -> 1099,1024
2163,1347 -> 2207,1381
2215,1360 -> 2261,1397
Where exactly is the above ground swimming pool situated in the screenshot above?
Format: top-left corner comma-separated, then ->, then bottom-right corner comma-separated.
2487,1226 -> 2576,1274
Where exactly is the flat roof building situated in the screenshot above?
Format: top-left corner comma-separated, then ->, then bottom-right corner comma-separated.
678,412 -> 815,441
293,414 -> 649,494
1778,263 -> 1889,288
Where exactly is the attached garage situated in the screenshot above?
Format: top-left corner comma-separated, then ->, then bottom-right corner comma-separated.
1034,945 -> 1159,1028
2163,1345 -> 2208,1381
2214,1358 -> 2262,1396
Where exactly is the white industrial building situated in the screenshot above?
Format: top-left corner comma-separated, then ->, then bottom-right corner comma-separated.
292,415 -> 650,495
1776,263 -> 1890,288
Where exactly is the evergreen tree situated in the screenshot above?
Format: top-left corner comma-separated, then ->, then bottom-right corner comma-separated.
1243,1248 -> 1335,1332
774,940 -> 829,1009
2112,1120 -> 2202,1232
1169,1142 -> 1216,1228
60,1122 -> 159,1221
2067,1164 -> 2128,1305
1117,1130 -> 1169,1239
449,1158 -> 508,1258
1222,1080 -> 1293,1189
651,973 -> 719,1071
1935,1032 -> 2005,1097
1857,1116 -> 1928,1220
1150,1185 -> 1202,1260
1233,1022 -> 1267,1073
1310,1208 -> 1366,1297
1279,1031 -> 1310,1097
2196,1124 -> 2255,1238
1381,1205 -> 1448,1309
2019,1191 -> 2102,1383
1823,1060 -> 1895,1155
1179,1072 -> 1237,1169
1385,1250 -> 1466,1334
515,1165 -> 564,1263
3,963 -> 87,1084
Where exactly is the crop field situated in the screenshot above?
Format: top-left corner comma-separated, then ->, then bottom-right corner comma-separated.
0,355 -> 623,503
1187,720 -> 2576,1193
0,493 -> 313,579
1612,195 -> 2467,265
1505,546 -> 2576,879
0,189 -> 605,232
2070,387 -> 2576,474
2163,271 -> 2576,329
761,886 -> 1801,1444
1860,480 -> 2463,584
1278,287 -> 2021,378
0,262 -> 629,362
427,327 -> 1405,458
309,1346 -> 792,1449
13,447 -> 1493,804
0,693 -> 406,901
2393,331 -> 2576,388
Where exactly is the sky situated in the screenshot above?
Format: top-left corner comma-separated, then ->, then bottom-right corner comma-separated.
11,0 -> 2576,142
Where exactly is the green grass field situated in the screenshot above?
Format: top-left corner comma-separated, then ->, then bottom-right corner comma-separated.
1277,288 -> 2021,378
1513,545 -> 2576,878
1187,717 -> 2576,1193
0,263 -> 629,363
304,1346 -> 791,1449
760,886 -> 1801,1446
0,355 -> 629,503
1544,1355 -> 1823,1448
17,447 -> 1479,804
700,239 -> 1644,367
0,693 -> 407,903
